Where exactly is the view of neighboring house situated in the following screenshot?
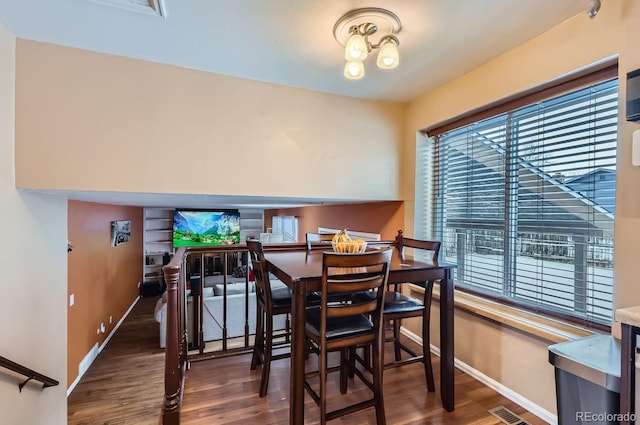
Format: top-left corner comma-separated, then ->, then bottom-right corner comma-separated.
564,168 -> 616,214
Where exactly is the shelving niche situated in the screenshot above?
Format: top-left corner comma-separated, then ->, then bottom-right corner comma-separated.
143,208 -> 174,288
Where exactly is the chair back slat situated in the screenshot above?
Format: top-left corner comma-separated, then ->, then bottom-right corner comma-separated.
326,300 -> 377,318
327,275 -> 384,294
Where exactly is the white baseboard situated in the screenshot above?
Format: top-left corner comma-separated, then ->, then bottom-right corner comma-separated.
400,327 -> 557,425
67,296 -> 140,396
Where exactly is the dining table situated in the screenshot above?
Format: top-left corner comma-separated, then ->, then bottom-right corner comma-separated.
264,247 -> 456,425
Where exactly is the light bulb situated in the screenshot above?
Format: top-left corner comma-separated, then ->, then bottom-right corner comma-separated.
376,37 -> 399,70
344,33 -> 368,62
344,61 -> 365,80
587,0 -> 601,19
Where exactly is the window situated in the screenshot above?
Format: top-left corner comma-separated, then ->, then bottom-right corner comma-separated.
271,216 -> 299,243
417,65 -> 618,326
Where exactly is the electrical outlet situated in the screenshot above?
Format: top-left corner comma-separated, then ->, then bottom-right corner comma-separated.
137,281 -> 141,288
69,293 -> 75,307
96,328 -> 100,335
109,315 -> 113,324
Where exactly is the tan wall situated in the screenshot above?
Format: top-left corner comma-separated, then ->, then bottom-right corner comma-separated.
0,23 -> 68,425
404,1 -> 640,415
265,201 -> 404,241
14,40 -> 405,203
67,201 -> 143,387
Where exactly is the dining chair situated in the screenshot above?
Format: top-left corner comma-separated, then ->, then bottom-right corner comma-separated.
383,230 -> 441,392
304,249 -> 392,425
247,238 -> 293,397
305,232 -> 335,250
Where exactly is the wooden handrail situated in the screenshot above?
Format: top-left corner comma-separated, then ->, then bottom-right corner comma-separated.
161,247 -> 187,425
0,355 -> 59,392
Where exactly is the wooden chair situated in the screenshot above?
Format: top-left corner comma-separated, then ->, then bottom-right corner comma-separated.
304,249 -> 392,425
247,238 -> 293,397
305,232 -> 335,250
384,230 -> 441,392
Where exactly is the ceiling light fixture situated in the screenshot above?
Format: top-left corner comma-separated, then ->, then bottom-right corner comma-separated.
333,8 -> 402,80
587,0 -> 601,19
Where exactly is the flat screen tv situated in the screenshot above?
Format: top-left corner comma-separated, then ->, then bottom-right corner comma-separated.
173,210 -> 241,247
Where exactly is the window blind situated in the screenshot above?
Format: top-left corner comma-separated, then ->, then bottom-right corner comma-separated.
271,216 -> 299,243
423,76 -> 618,325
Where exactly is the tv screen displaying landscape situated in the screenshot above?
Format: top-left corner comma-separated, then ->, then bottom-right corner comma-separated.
173,210 -> 241,247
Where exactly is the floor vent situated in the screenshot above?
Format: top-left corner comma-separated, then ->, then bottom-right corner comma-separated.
488,406 -> 530,425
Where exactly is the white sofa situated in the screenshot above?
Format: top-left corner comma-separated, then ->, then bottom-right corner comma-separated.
154,275 -> 287,348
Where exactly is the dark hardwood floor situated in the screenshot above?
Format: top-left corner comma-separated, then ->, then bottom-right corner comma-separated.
67,296 -> 165,425
68,296 -> 548,425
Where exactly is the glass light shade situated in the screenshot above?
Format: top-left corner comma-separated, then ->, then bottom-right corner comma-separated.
344,61 -> 365,80
344,33 -> 368,61
376,39 -> 399,69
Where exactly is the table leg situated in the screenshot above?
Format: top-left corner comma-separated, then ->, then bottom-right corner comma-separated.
440,268 -> 455,411
290,281 -> 307,425
620,323 -> 637,425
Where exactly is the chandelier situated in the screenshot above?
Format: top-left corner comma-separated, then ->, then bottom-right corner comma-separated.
333,8 -> 402,80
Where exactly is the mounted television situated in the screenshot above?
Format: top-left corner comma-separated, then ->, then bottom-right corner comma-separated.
173,209 -> 241,247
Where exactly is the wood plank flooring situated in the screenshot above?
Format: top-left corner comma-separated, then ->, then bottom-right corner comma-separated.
68,296 -> 549,425
67,296 -> 165,425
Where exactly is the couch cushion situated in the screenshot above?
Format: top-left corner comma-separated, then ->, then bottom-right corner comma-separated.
154,298 -> 164,323
213,281 -> 255,296
204,274 -> 247,287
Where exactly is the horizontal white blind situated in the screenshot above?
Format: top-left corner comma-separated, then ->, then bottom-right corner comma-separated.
415,135 -> 435,241
433,77 -> 617,325
271,216 -> 298,243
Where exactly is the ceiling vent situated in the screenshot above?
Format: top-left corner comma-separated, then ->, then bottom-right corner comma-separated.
88,0 -> 166,17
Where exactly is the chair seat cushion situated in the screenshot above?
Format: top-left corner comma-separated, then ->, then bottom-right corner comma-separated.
305,306 -> 373,340
383,291 -> 424,314
271,286 -> 292,307
270,285 -> 321,307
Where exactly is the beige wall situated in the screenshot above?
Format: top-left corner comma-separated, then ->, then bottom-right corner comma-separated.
14,40 -> 405,203
0,23 -> 68,425
404,1 -> 640,415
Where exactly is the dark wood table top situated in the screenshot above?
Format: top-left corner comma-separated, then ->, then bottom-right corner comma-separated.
265,249 -> 455,291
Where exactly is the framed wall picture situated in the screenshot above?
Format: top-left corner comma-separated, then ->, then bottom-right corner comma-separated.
111,220 -> 131,247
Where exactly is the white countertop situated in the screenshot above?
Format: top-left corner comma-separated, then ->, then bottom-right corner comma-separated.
616,306 -> 640,328
612,306 -> 640,339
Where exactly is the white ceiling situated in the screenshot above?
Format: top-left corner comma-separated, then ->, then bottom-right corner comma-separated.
34,189 -> 351,210
0,0 -> 590,209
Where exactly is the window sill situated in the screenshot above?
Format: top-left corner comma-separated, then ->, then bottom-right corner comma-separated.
408,283 -> 598,343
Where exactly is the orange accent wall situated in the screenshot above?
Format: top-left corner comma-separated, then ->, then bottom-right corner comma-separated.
67,200 -> 143,388
265,201 -> 404,241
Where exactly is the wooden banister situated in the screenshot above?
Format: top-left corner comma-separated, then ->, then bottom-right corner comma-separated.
0,355 -> 59,392
161,247 -> 187,425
